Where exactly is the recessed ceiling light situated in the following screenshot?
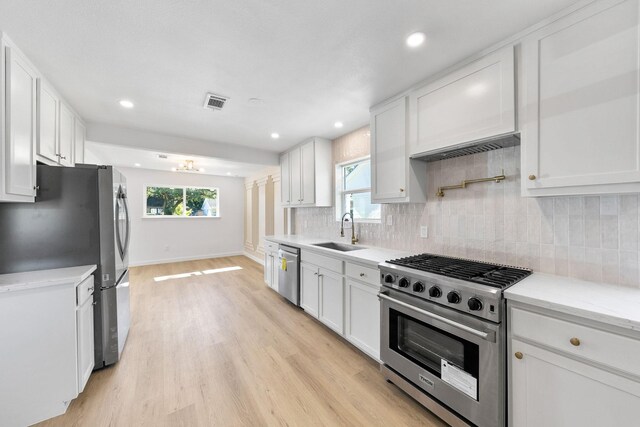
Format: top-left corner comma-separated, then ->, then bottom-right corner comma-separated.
119,99 -> 134,109
134,163 -> 141,167
271,132 -> 280,139
199,168 -> 205,172
226,172 -> 232,176
406,32 -> 426,48
334,121 -> 344,128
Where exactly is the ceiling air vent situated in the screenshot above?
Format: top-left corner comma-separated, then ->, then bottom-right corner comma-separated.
158,154 -> 168,159
203,93 -> 229,111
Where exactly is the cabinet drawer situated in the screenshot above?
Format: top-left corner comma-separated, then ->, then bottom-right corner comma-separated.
511,307 -> 640,377
76,275 -> 94,307
301,250 -> 343,274
345,262 -> 380,287
265,241 -> 279,252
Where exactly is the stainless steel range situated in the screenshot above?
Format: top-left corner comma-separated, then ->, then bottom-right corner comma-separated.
378,254 -> 531,427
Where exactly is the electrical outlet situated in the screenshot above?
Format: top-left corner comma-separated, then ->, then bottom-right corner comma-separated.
386,215 -> 393,226
420,226 -> 429,238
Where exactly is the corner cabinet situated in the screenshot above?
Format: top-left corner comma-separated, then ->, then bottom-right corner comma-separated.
370,97 -> 426,203
521,0 -> 640,196
409,45 -> 516,157
280,137 -> 332,207
508,303 -> 640,426
1,36 -> 37,202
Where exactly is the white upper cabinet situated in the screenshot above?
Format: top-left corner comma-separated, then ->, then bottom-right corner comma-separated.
409,45 -> 516,157
58,102 -> 74,167
280,152 -> 291,205
371,97 -> 426,203
280,137 -> 332,207
521,0 -> 640,196
1,39 -> 37,202
74,118 -> 85,164
37,79 -> 59,163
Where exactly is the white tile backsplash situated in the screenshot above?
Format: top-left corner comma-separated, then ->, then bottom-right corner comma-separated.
292,145 -> 640,288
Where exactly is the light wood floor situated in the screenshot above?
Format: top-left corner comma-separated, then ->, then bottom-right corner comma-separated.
38,256 -> 446,427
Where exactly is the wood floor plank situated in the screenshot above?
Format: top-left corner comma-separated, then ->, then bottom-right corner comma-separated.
35,256 -> 446,427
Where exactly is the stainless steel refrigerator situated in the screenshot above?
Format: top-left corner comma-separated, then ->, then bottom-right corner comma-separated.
0,164 -> 131,368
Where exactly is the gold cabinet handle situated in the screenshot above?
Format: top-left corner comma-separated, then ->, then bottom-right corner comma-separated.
360,273 -> 365,277
515,352 -> 523,360
570,337 -> 581,347
528,175 -> 536,180
400,188 -> 405,192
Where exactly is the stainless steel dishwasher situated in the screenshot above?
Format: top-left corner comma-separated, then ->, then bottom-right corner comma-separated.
277,244 -> 300,305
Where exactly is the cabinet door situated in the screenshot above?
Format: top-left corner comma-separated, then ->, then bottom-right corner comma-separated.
300,140 -> 315,205
522,0 -> 640,195
76,297 -> 94,393
58,103 -> 74,167
4,45 -> 37,200
271,255 -> 279,291
74,119 -> 85,164
290,147 -> 302,206
510,339 -> 640,427
409,45 -> 515,156
280,152 -> 291,206
300,263 -> 319,318
37,80 -> 59,163
264,253 -> 272,287
319,268 -> 344,334
371,98 -> 408,202
345,280 -> 380,359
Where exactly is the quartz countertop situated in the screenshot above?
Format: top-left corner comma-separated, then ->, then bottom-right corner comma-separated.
505,273 -> 640,332
265,235 -> 410,268
0,265 -> 97,293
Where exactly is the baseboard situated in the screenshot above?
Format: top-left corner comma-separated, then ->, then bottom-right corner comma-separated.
129,251 -> 245,267
243,252 -> 265,266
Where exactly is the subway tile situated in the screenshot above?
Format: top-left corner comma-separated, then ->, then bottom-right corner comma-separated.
568,197 -> 583,216
620,251 -> 639,287
584,216 -> 601,248
554,198 -> 569,216
569,215 -> 585,247
539,244 -> 556,274
602,249 -> 619,284
600,196 -> 618,215
554,246 -> 569,276
620,195 -> 639,216
620,215 -> 638,251
600,215 -> 619,249
554,215 -> 569,246
527,215 -> 541,244
584,196 -> 600,216
540,216 -> 554,244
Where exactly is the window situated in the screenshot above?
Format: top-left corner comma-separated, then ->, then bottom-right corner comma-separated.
336,158 -> 380,222
145,186 -> 220,217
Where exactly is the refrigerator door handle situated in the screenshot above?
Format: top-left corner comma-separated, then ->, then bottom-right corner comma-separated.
122,191 -> 131,258
115,188 -> 125,260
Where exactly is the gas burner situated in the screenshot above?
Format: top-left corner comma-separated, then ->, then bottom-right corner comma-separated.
387,253 -> 531,289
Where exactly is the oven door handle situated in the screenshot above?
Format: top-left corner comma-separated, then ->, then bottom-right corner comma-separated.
378,292 -> 495,342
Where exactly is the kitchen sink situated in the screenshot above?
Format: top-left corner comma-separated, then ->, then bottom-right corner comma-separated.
311,242 -> 364,252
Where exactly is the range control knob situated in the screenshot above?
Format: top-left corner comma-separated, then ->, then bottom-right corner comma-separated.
468,297 -> 483,311
384,274 -> 395,284
428,286 -> 442,298
398,277 -> 410,288
413,281 -> 425,293
447,291 -> 461,304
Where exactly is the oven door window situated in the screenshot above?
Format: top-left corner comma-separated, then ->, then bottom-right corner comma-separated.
389,308 -> 479,380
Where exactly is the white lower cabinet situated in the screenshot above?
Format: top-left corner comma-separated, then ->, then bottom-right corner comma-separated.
76,276 -> 95,394
300,262 -> 320,318
318,268 -> 344,334
0,268 -> 95,427
345,279 -> 380,360
509,303 -> 640,427
297,250 -> 381,361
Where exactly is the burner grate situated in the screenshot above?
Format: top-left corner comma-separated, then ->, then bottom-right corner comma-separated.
387,253 -> 531,289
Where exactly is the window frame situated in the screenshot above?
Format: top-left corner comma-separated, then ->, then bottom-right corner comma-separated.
335,156 -> 381,224
143,184 -> 221,219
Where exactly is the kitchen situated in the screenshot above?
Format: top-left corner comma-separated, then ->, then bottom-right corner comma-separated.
1,0 -> 640,426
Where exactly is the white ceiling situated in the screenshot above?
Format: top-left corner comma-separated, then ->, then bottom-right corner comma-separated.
85,141 -> 265,177
0,0 -> 579,153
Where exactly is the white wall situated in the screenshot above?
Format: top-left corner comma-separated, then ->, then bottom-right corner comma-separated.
119,167 -> 245,266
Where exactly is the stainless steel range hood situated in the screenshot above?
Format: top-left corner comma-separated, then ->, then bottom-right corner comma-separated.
411,132 -> 520,163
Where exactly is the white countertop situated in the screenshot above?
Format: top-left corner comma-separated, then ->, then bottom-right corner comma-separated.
0,265 -> 97,293
265,234 -> 410,268
505,273 -> 640,332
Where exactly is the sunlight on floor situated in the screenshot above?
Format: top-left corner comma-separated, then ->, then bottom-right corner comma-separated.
153,266 -> 243,282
